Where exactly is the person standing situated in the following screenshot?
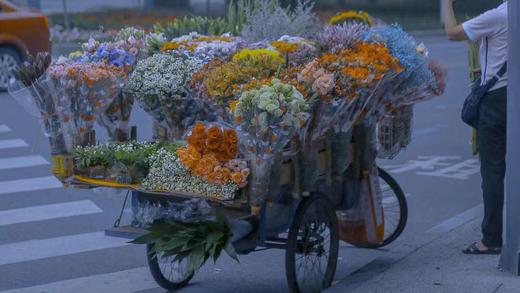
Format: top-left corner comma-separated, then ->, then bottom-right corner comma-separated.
443,0 -> 508,254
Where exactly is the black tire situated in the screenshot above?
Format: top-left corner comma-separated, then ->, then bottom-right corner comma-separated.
353,168 -> 408,249
286,195 -> 340,293
146,244 -> 194,291
0,47 -> 22,92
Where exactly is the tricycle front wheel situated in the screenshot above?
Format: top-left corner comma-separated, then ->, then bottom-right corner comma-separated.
147,244 -> 194,291
285,194 -> 340,293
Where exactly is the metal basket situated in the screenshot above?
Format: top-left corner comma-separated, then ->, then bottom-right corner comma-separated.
377,105 -> 414,159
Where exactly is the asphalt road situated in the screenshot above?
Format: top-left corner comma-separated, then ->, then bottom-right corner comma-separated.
0,35 -> 484,293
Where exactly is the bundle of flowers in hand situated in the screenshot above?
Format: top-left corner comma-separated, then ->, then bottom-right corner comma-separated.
124,52 -> 203,140
48,59 -> 125,148
9,53 -> 68,155
233,79 -> 310,208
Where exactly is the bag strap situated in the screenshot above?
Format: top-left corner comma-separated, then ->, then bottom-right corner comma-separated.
484,62 -> 507,90
496,62 -> 507,78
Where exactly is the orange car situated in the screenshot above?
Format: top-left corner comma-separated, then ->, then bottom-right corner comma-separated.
0,0 -> 51,90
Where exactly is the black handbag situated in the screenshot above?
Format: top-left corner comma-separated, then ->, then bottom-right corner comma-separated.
461,38 -> 507,129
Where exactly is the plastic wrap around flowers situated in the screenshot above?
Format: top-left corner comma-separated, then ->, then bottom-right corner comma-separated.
124,53 -> 204,140
233,79 -> 310,206
48,60 -> 125,149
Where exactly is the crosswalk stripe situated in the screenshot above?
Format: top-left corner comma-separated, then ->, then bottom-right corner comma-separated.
0,155 -> 49,171
0,267 -> 156,293
0,176 -> 63,195
0,125 -> 11,133
0,200 -> 102,226
0,231 -> 131,266
0,139 -> 28,150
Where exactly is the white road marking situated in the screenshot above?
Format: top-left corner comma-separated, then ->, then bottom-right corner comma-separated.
0,139 -> 28,150
0,267 -> 156,293
0,231 -> 131,266
426,204 -> 483,234
0,155 -> 49,171
417,159 -> 480,180
0,125 -> 11,133
0,200 -> 102,226
0,176 -> 63,195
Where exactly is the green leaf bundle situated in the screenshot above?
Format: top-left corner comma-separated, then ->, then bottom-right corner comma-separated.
131,210 -> 237,274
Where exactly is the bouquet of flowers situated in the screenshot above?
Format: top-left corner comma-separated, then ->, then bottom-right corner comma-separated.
48,59 -> 124,148
9,53 -> 68,154
124,53 -> 203,140
176,123 -> 249,188
362,24 -> 445,119
233,79 -> 310,207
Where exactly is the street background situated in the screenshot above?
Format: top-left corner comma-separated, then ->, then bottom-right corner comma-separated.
1,1 -> 520,292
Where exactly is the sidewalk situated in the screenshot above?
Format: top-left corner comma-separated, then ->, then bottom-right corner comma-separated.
329,219 -> 520,293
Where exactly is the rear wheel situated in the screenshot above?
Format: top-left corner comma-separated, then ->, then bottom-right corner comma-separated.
286,195 -> 339,293
0,47 -> 21,92
146,244 -> 194,291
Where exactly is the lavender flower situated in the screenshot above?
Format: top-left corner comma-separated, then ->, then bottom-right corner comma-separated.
317,23 -> 367,53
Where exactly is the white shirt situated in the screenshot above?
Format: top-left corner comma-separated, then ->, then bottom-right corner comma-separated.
463,2 -> 508,91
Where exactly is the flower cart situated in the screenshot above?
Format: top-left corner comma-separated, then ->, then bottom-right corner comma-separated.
8,3 -> 446,292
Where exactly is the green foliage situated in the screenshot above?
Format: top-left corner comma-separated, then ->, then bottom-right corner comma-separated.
239,0 -> 320,41
73,144 -> 111,170
72,141 -> 184,173
154,16 -> 238,39
131,210 -> 237,274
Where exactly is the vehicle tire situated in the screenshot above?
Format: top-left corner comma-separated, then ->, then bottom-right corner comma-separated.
146,244 -> 194,291
286,194 -> 339,293
0,47 -> 21,92
352,167 -> 408,249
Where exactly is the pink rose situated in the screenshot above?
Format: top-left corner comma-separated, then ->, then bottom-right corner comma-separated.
312,73 -> 335,95
297,60 -> 319,84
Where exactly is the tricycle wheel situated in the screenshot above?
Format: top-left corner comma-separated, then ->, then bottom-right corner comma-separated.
286,194 -> 339,293
147,244 -> 194,291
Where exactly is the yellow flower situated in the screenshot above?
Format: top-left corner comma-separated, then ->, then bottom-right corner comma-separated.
328,10 -> 373,26
271,41 -> 299,55
232,48 -> 284,65
229,100 -> 239,111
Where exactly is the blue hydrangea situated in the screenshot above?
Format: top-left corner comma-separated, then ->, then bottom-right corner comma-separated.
363,24 -> 434,88
74,44 -> 136,68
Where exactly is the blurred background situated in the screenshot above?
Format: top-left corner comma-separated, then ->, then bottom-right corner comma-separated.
10,0 -> 503,34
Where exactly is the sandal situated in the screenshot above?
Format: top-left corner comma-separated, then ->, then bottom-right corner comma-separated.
462,242 -> 501,255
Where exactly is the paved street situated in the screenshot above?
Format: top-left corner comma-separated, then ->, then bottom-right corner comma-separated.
0,35 -> 501,292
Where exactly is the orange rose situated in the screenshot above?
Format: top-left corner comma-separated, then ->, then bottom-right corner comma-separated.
207,126 -> 223,141
224,129 -> 238,144
227,144 -> 238,159
231,172 -> 243,185
206,138 -> 221,151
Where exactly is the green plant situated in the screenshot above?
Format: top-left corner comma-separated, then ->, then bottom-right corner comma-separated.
73,145 -> 111,169
131,210 -> 237,273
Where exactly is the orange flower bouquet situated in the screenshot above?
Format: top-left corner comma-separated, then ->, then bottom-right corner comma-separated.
177,122 -> 249,188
